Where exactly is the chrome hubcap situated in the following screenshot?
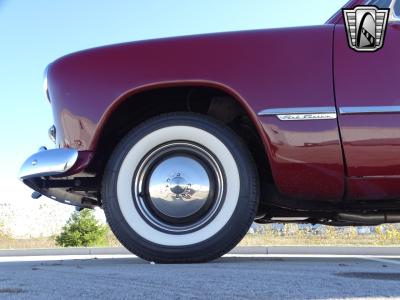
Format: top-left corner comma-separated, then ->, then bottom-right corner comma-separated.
133,142 -> 224,233
148,156 -> 211,219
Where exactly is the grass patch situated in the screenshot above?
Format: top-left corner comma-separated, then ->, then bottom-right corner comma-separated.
240,224 -> 400,246
240,233 -> 400,246
0,236 -> 57,249
0,232 -> 121,249
1,224 -> 400,249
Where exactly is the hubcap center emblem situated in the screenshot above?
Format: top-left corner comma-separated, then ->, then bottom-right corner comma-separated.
169,176 -> 188,195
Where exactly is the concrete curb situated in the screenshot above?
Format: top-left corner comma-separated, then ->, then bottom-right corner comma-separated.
0,247 -> 130,257
1,246 -> 400,257
229,246 -> 400,255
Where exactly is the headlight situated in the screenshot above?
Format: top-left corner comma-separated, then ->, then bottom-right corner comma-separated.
48,125 -> 56,143
43,66 -> 50,102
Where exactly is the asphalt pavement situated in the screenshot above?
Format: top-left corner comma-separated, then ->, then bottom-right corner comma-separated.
0,254 -> 400,299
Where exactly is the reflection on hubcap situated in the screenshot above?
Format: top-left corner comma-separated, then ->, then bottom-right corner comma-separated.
169,176 -> 188,195
148,156 -> 211,219
133,142 -> 224,234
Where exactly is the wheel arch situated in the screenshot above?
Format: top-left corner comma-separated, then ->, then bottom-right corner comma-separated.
91,81 -> 268,149
90,80 -> 274,210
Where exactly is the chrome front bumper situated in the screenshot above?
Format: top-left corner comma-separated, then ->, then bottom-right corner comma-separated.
19,147 -> 98,208
19,146 -> 78,180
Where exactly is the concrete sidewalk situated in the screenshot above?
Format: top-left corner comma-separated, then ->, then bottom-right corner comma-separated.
1,245 -> 400,257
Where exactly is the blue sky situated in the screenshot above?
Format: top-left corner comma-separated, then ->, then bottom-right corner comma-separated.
0,0 -> 346,235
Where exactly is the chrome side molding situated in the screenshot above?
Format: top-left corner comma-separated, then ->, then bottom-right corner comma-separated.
258,106 -> 337,121
339,106 -> 400,115
258,105 -> 400,120
19,147 -> 78,180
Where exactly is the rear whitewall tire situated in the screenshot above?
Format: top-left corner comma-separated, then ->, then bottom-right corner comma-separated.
102,113 -> 259,263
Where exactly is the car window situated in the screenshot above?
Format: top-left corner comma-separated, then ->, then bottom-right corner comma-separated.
369,0 -> 400,18
369,0 -> 392,8
395,0 -> 400,16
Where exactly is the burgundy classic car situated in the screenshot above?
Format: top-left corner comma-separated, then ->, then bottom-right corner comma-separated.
20,0 -> 400,262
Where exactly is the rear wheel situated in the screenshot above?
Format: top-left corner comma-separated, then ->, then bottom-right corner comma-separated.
102,113 -> 258,263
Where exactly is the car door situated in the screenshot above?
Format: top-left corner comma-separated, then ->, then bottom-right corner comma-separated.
334,0 -> 400,200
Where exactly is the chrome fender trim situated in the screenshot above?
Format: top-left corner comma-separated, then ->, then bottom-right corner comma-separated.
257,106 -> 337,120
339,106 -> 400,115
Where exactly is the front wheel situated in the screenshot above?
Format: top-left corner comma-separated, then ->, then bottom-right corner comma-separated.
102,113 -> 259,263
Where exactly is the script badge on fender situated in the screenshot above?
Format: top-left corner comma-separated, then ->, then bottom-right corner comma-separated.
343,6 -> 389,52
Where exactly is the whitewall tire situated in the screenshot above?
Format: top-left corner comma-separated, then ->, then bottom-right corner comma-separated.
102,113 -> 258,263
